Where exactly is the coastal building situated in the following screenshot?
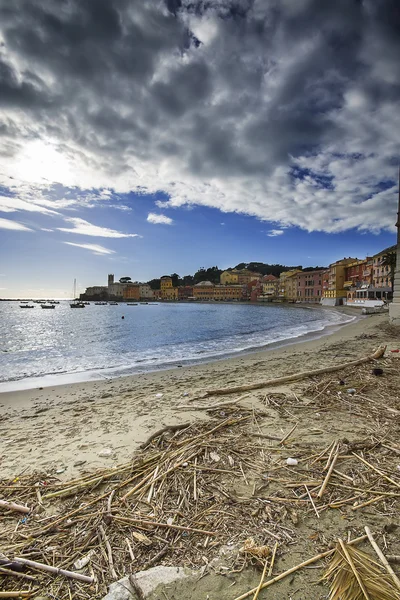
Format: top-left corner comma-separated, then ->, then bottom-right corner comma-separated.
372,245 -> 396,289
178,286 -> 194,301
279,270 -> 301,300
108,274 -> 135,299
296,270 -> 324,303
193,281 -> 215,301
123,285 -> 140,301
138,283 -> 154,300
285,271 -> 300,302
214,284 -> 242,301
82,285 -> 108,299
160,276 -> 178,301
321,258 -> 357,305
261,274 -> 279,299
220,269 -> 260,285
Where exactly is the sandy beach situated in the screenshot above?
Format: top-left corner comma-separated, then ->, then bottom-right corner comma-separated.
0,309 -> 394,480
1,309 -> 400,599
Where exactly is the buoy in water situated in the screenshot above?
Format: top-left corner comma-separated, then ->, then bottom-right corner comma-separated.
122,316 -> 125,319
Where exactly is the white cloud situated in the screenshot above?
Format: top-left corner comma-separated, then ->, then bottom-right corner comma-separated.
267,229 -> 285,237
58,217 -> 139,238
41,228 -> 54,232
0,195 -> 60,215
147,213 -> 173,225
0,217 -> 33,231
0,1 -> 398,234
63,242 -> 115,255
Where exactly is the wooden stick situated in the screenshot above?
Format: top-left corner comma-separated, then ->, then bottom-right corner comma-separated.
305,485 -> 320,518
364,526 -> 400,591
114,515 -> 215,536
0,566 -> 36,582
351,495 -> 385,511
0,500 -> 30,515
99,524 -> 117,580
13,557 -> 94,584
279,422 -> 298,445
352,453 -> 400,489
252,557 -> 269,600
268,542 -> 278,577
337,538 -> 371,600
317,449 -> 339,499
232,535 -> 367,600
125,538 -> 135,561
0,593 -> 32,598
42,476 -> 103,500
202,346 -> 386,396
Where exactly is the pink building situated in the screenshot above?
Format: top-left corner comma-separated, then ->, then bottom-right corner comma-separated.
296,270 -> 325,303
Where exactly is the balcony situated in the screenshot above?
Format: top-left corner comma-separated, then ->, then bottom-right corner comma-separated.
343,281 -> 353,289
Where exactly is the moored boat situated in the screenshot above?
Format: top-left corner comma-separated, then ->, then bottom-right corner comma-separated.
20,304 -> 34,308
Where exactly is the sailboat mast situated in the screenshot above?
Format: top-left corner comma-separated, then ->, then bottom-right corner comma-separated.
74,278 -> 76,299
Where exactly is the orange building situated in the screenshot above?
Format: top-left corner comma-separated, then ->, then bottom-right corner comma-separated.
123,285 -> 140,301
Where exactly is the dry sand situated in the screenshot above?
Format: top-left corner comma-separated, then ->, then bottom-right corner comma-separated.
0,310 -> 392,480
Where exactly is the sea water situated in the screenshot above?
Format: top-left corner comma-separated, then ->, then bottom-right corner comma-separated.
0,301 -> 354,388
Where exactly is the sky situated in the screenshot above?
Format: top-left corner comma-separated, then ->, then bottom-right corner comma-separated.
0,0 -> 399,298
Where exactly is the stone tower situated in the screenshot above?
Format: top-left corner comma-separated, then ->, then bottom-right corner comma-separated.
108,274 -> 114,287
389,168 -> 400,325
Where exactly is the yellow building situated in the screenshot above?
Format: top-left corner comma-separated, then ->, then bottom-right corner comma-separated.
214,284 -> 243,301
160,276 -> 178,301
285,271 -> 300,302
372,245 -> 396,288
220,271 -> 239,285
322,258 -> 357,304
261,274 -> 279,298
220,269 -> 260,285
193,281 -> 215,300
279,270 -> 301,299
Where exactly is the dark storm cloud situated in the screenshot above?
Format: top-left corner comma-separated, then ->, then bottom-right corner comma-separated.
0,0 -> 399,232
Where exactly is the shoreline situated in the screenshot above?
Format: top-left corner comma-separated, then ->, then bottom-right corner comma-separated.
0,304 -> 360,394
0,311 -> 390,480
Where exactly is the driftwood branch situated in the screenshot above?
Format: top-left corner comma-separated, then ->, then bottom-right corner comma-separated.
139,423 -> 190,449
202,346 -> 386,397
364,526 -> 400,591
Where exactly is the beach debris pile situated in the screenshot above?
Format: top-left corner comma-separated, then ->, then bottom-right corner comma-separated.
1,346 -> 399,599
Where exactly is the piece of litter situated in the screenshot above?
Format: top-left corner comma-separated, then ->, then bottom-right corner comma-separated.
347,388 -> 356,395
98,448 -> 113,457
183,392 -> 189,397
155,393 -> 163,398
167,517 -> 174,526
286,458 -> 298,466
210,451 -> 221,462
56,468 -> 66,474
74,550 -> 95,570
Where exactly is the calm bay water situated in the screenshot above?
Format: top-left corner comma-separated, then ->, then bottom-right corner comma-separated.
0,301 -> 353,387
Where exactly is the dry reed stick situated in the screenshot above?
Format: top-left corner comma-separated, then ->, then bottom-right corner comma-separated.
114,515 -> 215,536
99,525 -> 117,580
364,526 -> 400,591
351,495 -> 385,511
268,542 -> 279,577
232,535 -> 367,600
279,422 -> 298,445
13,557 -> 94,583
352,453 -> 400,489
252,557 -> 269,600
317,449 -> 339,499
0,593 -> 32,598
337,538 -> 371,600
305,485 -> 320,518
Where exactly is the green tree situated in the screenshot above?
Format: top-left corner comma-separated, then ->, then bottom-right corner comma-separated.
147,278 -> 161,290
382,251 -> 396,292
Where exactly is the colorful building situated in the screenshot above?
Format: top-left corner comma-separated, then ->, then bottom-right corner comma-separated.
372,245 -> 396,289
178,286 -> 194,300
123,285 -> 140,301
214,284 -> 243,301
220,269 -> 260,286
261,274 -> 279,299
296,270 -> 324,303
193,281 -> 215,300
321,258 -> 357,305
279,270 -> 301,300
285,271 -> 300,302
160,276 -> 178,300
